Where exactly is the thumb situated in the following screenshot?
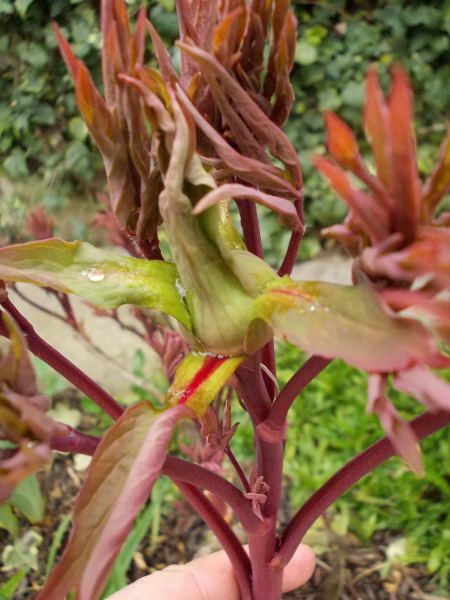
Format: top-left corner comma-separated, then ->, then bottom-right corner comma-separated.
107,544 -> 315,600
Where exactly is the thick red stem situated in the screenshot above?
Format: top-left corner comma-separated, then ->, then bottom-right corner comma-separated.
162,456 -> 263,532
267,356 -> 332,430
278,197 -> 304,277
237,199 -> 264,258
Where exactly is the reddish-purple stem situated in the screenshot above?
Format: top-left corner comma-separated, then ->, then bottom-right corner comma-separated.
237,199 -> 264,258
276,408 -> 450,567
171,479 -> 253,600
1,299 -> 123,420
51,428 -> 100,455
236,354 -> 272,424
162,456 -> 262,532
57,292 -> 78,329
225,445 -> 252,493
138,236 -> 164,260
261,340 -> 277,400
278,197 -> 304,277
267,355 -> 332,430
12,286 -> 66,323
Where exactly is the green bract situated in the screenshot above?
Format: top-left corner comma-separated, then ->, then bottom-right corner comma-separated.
0,239 -> 192,330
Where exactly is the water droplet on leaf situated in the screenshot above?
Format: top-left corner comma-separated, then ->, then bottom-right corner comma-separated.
83,268 -> 105,282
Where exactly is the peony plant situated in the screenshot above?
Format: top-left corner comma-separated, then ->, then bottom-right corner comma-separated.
0,2 -> 449,599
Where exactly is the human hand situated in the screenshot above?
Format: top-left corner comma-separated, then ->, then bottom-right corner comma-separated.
107,544 -> 315,600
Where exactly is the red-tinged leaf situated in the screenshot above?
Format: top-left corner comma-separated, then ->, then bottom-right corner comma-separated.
192,183 -> 301,230
167,353 -> 245,415
0,239 -> 192,329
379,289 -> 450,320
108,0 -> 131,69
0,442 -> 52,504
0,312 -> 55,502
38,402 -> 192,600
324,112 -> 363,172
387,66 -> 421,240
129,7 -> 146,68
176,0 -> 203,87
121,71 -> 175,136
240,2 -> 269,76
364,67 -> 394,191
213,8 -> 246,66
321,223 -> 363,257
52,23 -> 79,80
0,311 -> 38,396
146,19 -> 179,84
177,41 -> 302,187
25,205 -> 54,240
253,277 -> 445,372
176,85 -> 300,199
402,227 -> 450,289
394,366 -> 450,411
422,128 -> 450,220
313,156 -> 388,242
368,374 -> 423,475
200,63 -> 271,163
267,10 -> 296,125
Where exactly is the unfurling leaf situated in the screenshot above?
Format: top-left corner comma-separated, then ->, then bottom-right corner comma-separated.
0,239 -> 192,329
192,183 -> 301,231
253,278 -> 445,372
38,402 -> 192,600
0,312 -> 56,502
368,374 -> 423,475
167,352 -> 245,415
394,366 -> 450,412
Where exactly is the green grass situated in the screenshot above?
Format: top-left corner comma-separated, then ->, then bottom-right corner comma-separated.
231,342 -> 450,592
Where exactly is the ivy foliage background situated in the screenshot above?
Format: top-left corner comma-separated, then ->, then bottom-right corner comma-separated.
0,0 -> 449,249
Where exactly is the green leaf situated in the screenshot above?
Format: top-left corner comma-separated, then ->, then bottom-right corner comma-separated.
0,239 -> 192,329
253,278 -> 441,372
295,40 -> 318,65
14,0 -> 34,18
68,116 -> 88,141
45,514 -> 72,578
38,402 -> 192,600
10,475 -> 45,524
0,1 -> 14,14
0,568 -> 30,599
0,503 -> 20,538
3,149 -> 28,179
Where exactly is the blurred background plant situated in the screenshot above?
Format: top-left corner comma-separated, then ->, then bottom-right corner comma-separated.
1,0 -> 449,595
1,0 -> 448,256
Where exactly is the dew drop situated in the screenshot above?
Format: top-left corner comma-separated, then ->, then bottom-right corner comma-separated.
83,267 -> 105,282
175,277 -> 187,298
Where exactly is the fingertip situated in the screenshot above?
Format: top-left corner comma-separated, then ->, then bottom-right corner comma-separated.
282,544 -> 316,592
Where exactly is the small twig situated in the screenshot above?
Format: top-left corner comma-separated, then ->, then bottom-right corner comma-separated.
224,445 -> 251,493
1,298 -> 123,420
13,286 -> 66,323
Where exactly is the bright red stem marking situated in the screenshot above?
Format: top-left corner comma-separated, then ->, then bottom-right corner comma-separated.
178,356 -> 227,404
269,288 -> 312,302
